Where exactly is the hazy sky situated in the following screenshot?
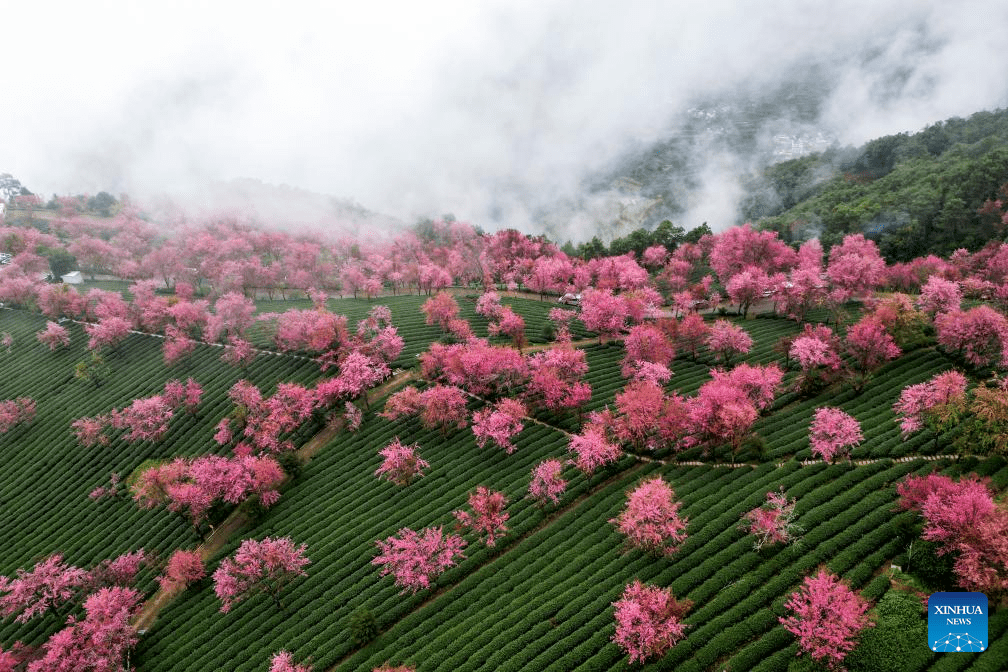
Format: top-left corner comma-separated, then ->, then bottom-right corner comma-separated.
3,0 -> 1006,236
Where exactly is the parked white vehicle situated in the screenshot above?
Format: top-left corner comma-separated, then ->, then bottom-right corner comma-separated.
557,293 -> 581,306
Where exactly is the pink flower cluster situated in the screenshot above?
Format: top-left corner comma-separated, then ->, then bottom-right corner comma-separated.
706,320 -> 753,366
741,489 -> 801,550
528,459 -> 567,506
372,527 -> 466,593
0,397 -> 35,434
375,438 -> 430,486
471,398 -> 525,453
610,477 -> 688,556
157,549 -> 206,592
453,486 -> 509,547
892,370 -> 968,434
612,580 -> 690,664
213,536 -> 310,613
779,569 -> 870,667
73,379 -> 202,446
897,473 -> 1008,595
270,651 -> 313,672
808,407 -> 863,462
567,429 -> 621,477
131,454 -> 285,528
36,321 -> 71,350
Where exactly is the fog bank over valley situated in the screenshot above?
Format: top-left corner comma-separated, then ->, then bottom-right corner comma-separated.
3,1 -> 1006,242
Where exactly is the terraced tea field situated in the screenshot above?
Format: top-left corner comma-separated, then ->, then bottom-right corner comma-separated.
1,297 -> 1005,671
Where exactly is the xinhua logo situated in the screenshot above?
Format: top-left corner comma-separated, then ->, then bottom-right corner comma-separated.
929,592 -> 987,652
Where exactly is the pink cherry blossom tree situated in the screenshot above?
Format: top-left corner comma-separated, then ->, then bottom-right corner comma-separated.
621,323 -> 675,378
934,305 -> 1008,370
780,569 -> 871,668
686,379 -> 759,462
709,223 -> 796,283
219,380 -> 317,454
375,438 -> 430,486
707,363 -> 784,412
213,537 -> 310,613
205,291 -> 257,343
641,244 -> 669,268
343,401 -> 363,431
84,316 -> 131,353
131,455 -> 285,532
897,472 -> 1008,600
87,549 -> 149,590
487,306 -> 526,348
843,316 -> 901,392
826,233 -> 885,298
36,321 -> 71,350
726,266 -> 770,318
524,346 -> 591,415
0,554 -> 89,623
896,472 -> 961,512
789,324 -> 843,393
372,527 -> 466,593
916,275 -> 962,315
610,476 -> 688,556
157,549 -> 205,592
613,380 -> 672,451
75,381 -> 199,447
419,385 -> 468,434
579,288 -> 629,343
471,398 -> 525,453
475,290 -> 504,320
0,397 -> 35,435
612,580 -> 690,664
27,586 -> 142,672
892,370 -> 968,438
674,313 -> 710,361
108,396 -> 174,443
0,645 -> 16,671
420,339 -> 528,398
528,459 -> 567,506
547,307 -> 577,342
72,416 -> 112,448
270,651 -> 313,672
353,305 -> 404,366
37,283 -> 84,320
777,266 -> 829,323
705,320 -> 753,367
741,489 -> 801,550
380,386 -> 424,422
271,308 -> 348,357
162,378 -> 203,415
315,350 -> 390,408
808,407 -> 863,462
453,486 -> 509,547
568,429 -> 621,477
421,291 -> 460,332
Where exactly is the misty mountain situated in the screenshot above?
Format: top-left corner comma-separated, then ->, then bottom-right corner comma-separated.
540,80 -> 841,245
749,107 -> 1008,260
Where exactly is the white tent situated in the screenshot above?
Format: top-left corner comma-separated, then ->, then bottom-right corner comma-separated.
61,271 -> 83,284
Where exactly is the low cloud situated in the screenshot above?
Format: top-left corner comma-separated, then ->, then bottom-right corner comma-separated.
2,1 -> 1006,241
